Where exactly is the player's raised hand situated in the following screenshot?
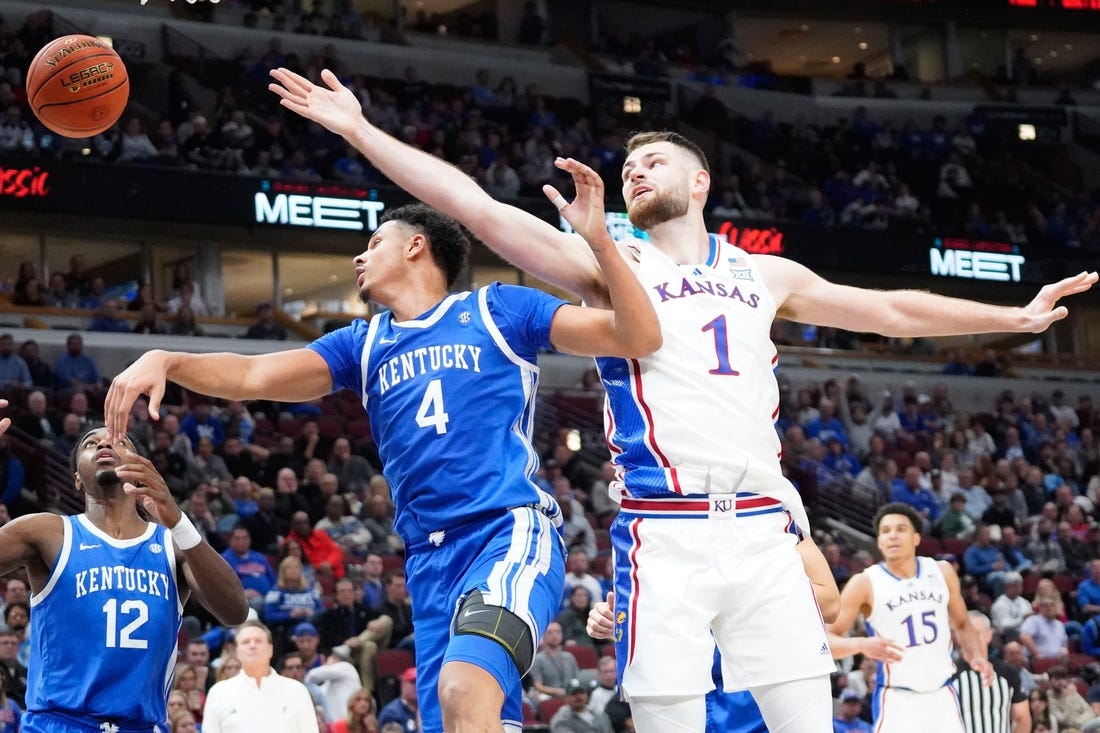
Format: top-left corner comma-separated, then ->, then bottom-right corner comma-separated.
586,591 -> 615,641
1021,271 -> 1098,332
544,158 -> 614,253
0,399 -> 9,437
860,636 -> 905,663
116,453 -> 182,529
104,351 -> 172,441
269,68 -> 362,140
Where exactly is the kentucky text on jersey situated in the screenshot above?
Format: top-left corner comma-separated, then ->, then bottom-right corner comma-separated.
652,278 -> 761,307
74,566 -> 172,599
377,344 -> 483,395
885,588 -> 945,612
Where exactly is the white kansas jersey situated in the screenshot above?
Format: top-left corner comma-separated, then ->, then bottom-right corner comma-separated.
595,235 -> 808,530
865,557 -> 955,692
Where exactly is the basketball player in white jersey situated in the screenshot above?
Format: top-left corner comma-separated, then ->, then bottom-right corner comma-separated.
265,67 -> 1095,732
827,502 -> 993,733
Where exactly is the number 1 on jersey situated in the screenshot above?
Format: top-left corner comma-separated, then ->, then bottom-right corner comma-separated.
415,378 -> 450,435
702,315 -> 740,376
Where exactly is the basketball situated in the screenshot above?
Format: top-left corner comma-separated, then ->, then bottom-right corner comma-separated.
26,35 -> 129,138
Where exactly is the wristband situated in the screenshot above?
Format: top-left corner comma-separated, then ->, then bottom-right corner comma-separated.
171,513 -> 203,551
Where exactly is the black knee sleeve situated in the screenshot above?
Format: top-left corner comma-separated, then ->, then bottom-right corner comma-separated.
452,589 -> 535,674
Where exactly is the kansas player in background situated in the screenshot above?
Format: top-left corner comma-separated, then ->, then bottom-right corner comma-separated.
260,65 -> 1095,732
0,425 -> 248,733
104,166 -> 661,733
827,503 -> 992,733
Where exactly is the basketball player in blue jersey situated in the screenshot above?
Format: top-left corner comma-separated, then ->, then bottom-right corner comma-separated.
259,66 -> 1095,732
827,503 -> 992,733
0,426 -> 248,733
103,177 -> 661,731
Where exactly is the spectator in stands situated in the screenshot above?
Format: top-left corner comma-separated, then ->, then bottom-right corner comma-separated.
222,526 -> 277,613
264,556 -> 325,655
44,273 -> 74,309
315,494 -> 371,559
556,483 -> 597,560
1047,666 -> 1094,730
998,526 -> 1033,574
822,437 -> 861,478
981,490 -> 1018,531
557,585 -> 598,648
550,679 -> 612,733
317,578 -> 391,693
274,468 -> 312,523
1018,598 -> 1069,662
964,524 -> 1008,597
529,621 -> 579,700
181,399 -> 225,449
64,255 -> 90,300
517,1 -> 546,45
78,278 -> 108,311
990,571 -> 1032,638
869,391 -> 901,442
1058,520 -> 1092,572
942,350 -> 973,377
291,623 -> 325,671
286,510 -> 346,582
118,117 -> 158,163
278,650 -> 327,715
13,278 -> 45,308
1077,560 -> 1100,623
53,333 -> 101,393
377,668 -> 418,731
891,465 -> 941,525
359,554 -> 385,611
375,571 -> 414,653
326,438 -> 373,496
89,298 -> 132,333
0,628 -> 27,710
0,435 -> 25,516
15,391 -> 58,445
804,398 -> 848,446
133,304 -> 164,335
937,490 -> 972,537
168,278 -> 208,317
588,461 -> 619,523
52,413 -> 82,458
0,334 -> 30,389
182,487 -> 227,553
833,690 -> 872,733
244,303 -> 288,341
246,487 -> 289,555
18,340 -> 52,390
169,305 -> 204,338
149,429 -> 190,497
221,436 -> 264,484
304,650 -> 361,724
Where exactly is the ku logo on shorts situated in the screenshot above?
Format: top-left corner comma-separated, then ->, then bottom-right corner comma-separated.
614,611 -> 627,642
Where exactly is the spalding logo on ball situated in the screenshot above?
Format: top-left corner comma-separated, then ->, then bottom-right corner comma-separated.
27,35 -> 130,138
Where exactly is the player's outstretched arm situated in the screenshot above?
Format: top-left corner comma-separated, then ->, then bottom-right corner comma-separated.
825,573 -> 905,662
544,159 -> 661,358
116,453 -> 249,626
796,538 -> 840,623
760,256 -> 1097,337
105,349 -> 334,440
269,68 -> 603,302
941,560 -> 994,686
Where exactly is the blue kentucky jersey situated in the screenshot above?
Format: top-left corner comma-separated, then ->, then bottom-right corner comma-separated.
27,515 -> 182,728
308,283 -> 567,544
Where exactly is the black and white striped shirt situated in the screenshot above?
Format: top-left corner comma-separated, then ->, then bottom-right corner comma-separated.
954,659 -> 1026,733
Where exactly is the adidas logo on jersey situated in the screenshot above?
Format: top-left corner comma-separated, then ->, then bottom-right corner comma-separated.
819,642 -> 830,656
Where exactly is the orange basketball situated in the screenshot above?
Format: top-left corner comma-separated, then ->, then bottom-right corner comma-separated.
26,35 -> 129,138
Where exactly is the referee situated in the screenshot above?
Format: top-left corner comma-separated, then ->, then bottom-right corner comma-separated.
954,611 -> 1030,733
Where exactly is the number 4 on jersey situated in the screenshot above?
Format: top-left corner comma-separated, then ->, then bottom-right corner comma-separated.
415,378 -> 450,435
